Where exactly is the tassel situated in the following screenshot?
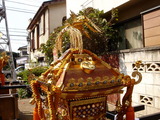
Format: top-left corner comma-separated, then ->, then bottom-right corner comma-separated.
33,107 -> 40,120
126,106 -> 135,120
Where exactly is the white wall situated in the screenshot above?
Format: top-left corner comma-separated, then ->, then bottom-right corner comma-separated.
39,9 -> 49,45
30,2 -> 66,63
49,3 -> 66,32
16,57 -> 28,65
66,0 -> 129,18
119,50 -> 160,117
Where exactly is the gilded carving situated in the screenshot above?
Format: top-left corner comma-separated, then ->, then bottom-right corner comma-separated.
103,76 -> 109,81
30,49 -> 142,120
94,76 -> 101,82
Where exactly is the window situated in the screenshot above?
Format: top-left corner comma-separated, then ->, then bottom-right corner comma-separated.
40,13 -> 45,35
37,24 -> 40,49
22,51 -> 28,55
31,30 -> 35,50
116,18 -> 143,50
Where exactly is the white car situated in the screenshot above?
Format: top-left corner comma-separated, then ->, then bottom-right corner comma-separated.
2,66 -> 25,78
15,66 -> 25,74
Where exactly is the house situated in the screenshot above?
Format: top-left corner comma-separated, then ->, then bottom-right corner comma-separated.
66,0 -> 160,117
27,0 -> 160,117
0,48 -> 4,53
66,0 -> 129,18
27,0 -> 66,65
16,45 -> 28,67
18,45 -> 28,57
103,0 -> 160,117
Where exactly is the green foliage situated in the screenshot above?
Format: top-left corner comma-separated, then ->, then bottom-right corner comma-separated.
17,66 -> 48,98
78,8 -> 119,54
40,27 -> 64,63
17,69 -> 30,81
40,7 -> 118,61
17,88 -> 29,98
30,66 -> 48,76
17,66 -> 48,82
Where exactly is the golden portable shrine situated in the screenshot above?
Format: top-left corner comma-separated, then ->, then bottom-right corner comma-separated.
30,12 -> 142,120
30,49 -> 142,120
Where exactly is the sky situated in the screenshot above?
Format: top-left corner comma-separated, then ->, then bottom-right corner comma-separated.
0,0 -> 47,52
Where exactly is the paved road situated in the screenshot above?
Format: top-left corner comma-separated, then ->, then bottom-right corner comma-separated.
18,98 -> 34,120
18,98 -> 111,120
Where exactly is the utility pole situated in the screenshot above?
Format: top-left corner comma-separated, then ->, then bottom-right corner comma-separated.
0,0 -> 16,80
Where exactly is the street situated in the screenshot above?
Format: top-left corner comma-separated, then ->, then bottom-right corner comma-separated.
18,98 -> 34,120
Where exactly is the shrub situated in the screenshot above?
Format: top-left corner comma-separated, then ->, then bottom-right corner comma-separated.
17,66 -> 48,98
17,88 -> 29,99
30,66 -> 48,77
17,69 -> 30,81
17,66 -> 48,82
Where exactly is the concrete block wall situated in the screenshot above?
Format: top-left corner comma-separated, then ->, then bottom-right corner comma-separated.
119,49 -> 160,117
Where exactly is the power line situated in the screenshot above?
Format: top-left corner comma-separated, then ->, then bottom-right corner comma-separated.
0,27 -> 26,30
0,29 -> 27,33
0,31 -> 27,36
1,0 -> 16,79
5,0 -> 40,8
10,34 -> 27,37
11,42 -> 27,45
6,8 -> 36,14
6,6 -> 37,13
11,39 -> 27,41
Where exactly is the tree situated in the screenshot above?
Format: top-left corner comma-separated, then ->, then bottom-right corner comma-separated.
40,7 -> 118,63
